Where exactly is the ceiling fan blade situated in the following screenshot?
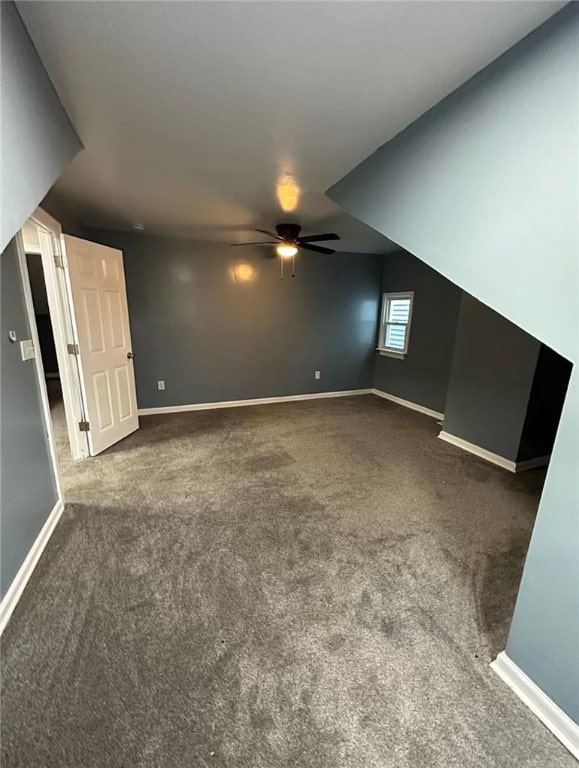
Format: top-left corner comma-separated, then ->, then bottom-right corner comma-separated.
298,233 -> 340,243
298,242 -> 336,255
230,241 -> 276,246
255,228 -> 282,240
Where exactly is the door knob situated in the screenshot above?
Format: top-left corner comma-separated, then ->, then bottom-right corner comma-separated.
127,352 -> 135,359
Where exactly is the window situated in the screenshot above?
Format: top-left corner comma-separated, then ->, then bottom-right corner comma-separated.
378,291 -> 414,357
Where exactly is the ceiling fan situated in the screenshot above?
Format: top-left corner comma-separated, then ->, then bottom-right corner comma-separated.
230,223 -> 340,277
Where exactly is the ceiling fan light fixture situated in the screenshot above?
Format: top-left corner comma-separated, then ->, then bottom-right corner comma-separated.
276,242 -> 298,258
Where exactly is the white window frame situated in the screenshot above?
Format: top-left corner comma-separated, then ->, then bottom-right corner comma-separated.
377,291 -> 414,359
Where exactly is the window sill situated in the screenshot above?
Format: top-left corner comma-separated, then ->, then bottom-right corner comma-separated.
376,348 -> 406,360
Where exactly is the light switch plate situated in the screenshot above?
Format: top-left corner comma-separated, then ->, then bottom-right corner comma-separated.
315,370 -> 321,380
20,339 -> 35,361
157,380 -> 165,390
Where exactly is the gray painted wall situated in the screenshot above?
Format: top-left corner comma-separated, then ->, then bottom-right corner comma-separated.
328,6 -> 579,719
0,2 -> 81,251
443,294 -> 540,461
374,250 -> 461,413
507,373 -> 578,716
85,230 -> 382,408
0,1 -> 80,603
1,239 -> 58,599
328,6 -> 578,360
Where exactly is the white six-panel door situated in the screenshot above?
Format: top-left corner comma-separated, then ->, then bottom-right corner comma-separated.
63,236 -> 139,455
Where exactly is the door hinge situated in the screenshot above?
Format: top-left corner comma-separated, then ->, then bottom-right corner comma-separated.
54,251 -> 65,269
78,421 -> 90,432
67,343 -> 80,355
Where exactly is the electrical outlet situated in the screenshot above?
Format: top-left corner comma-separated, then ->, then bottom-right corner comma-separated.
315,370 -> 321,380
157,380 -> 165,391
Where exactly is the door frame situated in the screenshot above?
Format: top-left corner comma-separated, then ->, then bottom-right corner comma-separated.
17,207 -> 90,464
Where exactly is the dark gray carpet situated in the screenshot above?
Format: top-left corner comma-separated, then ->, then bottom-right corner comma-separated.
1,394 -> 573,767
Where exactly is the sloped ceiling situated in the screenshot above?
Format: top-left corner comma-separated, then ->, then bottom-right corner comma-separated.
18,1 -> 564,252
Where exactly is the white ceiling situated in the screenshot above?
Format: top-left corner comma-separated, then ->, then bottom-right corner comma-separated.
18,1 -> 564,253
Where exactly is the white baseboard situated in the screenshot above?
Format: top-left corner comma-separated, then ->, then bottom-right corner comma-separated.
438,430 -> 517,471
438,431 -> 550,473
371,388 -> 444,420
515,455 -> 550,472
491,651 -> 579,760
138,388 -> 374,416
0,498 -> 65,635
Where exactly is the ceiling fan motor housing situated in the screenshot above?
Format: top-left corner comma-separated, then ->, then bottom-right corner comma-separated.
276,223 -> 301,242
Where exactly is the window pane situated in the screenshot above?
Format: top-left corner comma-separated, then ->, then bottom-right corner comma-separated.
385,324 -> 407,350
387,298 -> 411,324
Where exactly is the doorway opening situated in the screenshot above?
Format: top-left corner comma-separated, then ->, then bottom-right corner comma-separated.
24,234 -> 69,470
17,206 -> 140,475
17,209 -> 89,478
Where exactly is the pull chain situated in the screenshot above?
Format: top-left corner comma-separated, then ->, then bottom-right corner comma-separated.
292,253 -> 295,277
